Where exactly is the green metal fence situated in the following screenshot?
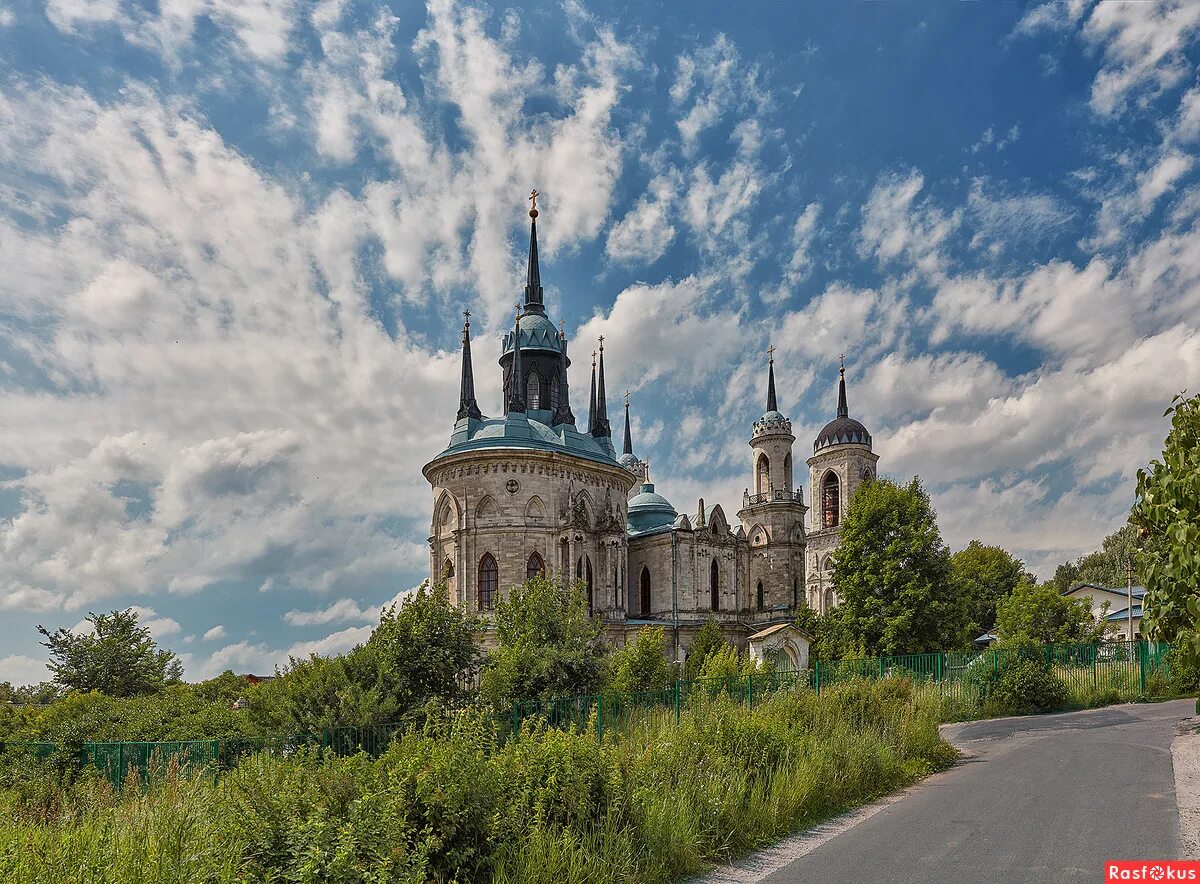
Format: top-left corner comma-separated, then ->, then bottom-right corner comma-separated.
0,640 -> 1174,789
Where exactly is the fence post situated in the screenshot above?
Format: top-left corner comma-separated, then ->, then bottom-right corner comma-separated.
117,742 -> 124,792
674,680 -> 681,722
1139,641 -> 1147,697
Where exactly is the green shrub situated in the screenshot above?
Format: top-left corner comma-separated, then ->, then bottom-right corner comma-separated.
985,656 -> 1069,716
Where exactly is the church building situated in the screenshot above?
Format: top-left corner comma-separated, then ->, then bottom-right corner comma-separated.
421,197 -> 878,670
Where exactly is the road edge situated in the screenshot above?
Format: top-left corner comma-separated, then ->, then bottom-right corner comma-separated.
1174,716 -> 1200,860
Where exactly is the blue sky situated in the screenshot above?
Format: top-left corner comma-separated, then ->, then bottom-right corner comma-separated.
1,0 -> 1199,683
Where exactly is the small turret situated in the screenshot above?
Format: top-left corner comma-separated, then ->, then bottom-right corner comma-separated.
456,311 -> 482,422
592,337 -> 611,438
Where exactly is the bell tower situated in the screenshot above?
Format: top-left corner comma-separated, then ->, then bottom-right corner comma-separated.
806,356 -> 877,613
738,347 -> 807,619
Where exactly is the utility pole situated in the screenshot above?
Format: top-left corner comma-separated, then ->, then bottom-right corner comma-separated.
1125,559 -> 1135,643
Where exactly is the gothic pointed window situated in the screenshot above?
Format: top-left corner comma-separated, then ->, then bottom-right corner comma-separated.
640,566 -> 651,616
822,472 -> 840,528
443,559 -> 454,579
756,454 -> 770,495
526,370 -> 541,410
710,559 -> 720,612
783,452 -> 792,492
551,375 -> 560,411
526,551 -> 545,580
478,553 -> 498,611
756,580 -> 765,611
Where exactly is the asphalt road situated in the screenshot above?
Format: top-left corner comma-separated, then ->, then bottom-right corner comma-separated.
762,699 -> 1193,884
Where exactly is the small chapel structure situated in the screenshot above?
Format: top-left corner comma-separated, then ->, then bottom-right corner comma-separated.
421,196 -> 878,669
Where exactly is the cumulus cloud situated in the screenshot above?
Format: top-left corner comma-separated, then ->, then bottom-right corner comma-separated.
605,174 -> 679,265
0,654 -> 49,686
202,625 -> 226,642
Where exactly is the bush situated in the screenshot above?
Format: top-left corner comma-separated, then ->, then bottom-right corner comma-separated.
985,656 -> 1069,716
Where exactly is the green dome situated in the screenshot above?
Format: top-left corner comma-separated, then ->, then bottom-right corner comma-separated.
502,312 -> 563,355
627,482 -> 677,533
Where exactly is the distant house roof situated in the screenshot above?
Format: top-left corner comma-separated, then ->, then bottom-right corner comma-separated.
973,632 -> 1000,645
1107,604 -> 1144,621
241,673 -> 275,684
1064,582 -> 1146,600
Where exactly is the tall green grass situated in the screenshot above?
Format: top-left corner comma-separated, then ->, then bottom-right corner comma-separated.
0,679 -> 953,884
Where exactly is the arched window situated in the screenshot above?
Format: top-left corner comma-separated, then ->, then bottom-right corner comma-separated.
526,370 -> 541,410
822,471 -> 840,528
756,454 -> 770,495
478,554 -> 498,611
551,375 -> 560,411
442,559 -> 454,579
710,559 -> 720,612
640,567 -> 651,616
756,580 -> 765,611
526,551 -> 545,581
783,452 -> 792,491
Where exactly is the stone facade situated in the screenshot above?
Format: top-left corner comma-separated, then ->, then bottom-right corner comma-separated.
422,202 -> 878,670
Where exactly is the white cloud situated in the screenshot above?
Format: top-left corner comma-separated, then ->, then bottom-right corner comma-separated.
857,170 -> 959,278
190,623 -> 376,679
605,174 -> 679,265
202,625 -> 226,641
0,654 -> 48,686
966,178 -> 1074,254
284,597 -> 372,626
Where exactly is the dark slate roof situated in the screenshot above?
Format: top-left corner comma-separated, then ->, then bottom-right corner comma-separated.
814,416 -> 872,453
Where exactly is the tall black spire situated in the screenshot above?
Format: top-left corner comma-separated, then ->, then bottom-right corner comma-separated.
523,190 -> 545,316
592,336 -> 611,438
766,344 -> 778,412
507,306 -> 526,413
587,350 -> 597,433
836,353 -> 848,419
622,390 -> 633,456
456,311 -> 482,421
552,320 -> 575,427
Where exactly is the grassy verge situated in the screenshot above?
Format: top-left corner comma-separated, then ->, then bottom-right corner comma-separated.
0,679 -> 954,884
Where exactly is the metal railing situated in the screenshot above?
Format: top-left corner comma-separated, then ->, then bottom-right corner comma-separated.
0,640 -> 1172,789
743,489 -> 805,505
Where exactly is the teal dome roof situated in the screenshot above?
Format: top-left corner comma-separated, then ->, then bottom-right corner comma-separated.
627,482 -> 677,533
502,312 -> 563,355
428,412 -> 618,468
753,409 -> 792,436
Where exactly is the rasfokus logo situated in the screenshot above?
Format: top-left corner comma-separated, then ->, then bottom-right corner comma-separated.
1106,861 -> 1200,881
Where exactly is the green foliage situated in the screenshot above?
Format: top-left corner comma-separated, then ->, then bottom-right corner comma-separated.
1133,392 -> 1200,663
950,540 -> 1027,634
984,653 -> 1070,716
0,681 -> 953,884
829,477 -> 969,656
683,618 -> 726,681
253,581 -> 481,734
480,576 -> 608,707
37,609 -> 183,698
0,681 -> 58,706
606,627 -> 673,695
994,578 -> 1109,645
697,644 -> 767,679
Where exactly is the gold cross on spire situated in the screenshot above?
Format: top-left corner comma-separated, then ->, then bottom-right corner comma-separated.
592,350 -> 597,365
839,352 -> 845,371
529,189 -> 539,210
598,334 -> 604,351
624,389 -> 630,406
515,303 -> 522,326
768,344 -> 775,364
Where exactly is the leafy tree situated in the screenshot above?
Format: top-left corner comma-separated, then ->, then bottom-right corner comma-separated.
994,578 -> 1109,646
683,619 -> 726,681
950,540 -> 1027,634
830,478 -> 969,656
606,626 -> 673,695
1133,392 -> 1200,662
36,609 -> 183,697
1074,524 -> 1142,588
793,606 -> 835,661
256,581 -> 481,734
697,644 -> 766,679
479,576 -> 607,707
369,581 -> 482,709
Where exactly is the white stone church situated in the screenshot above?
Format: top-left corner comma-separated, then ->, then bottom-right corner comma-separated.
421,199 -> 878,669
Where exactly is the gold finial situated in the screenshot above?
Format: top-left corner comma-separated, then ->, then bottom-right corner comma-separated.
598,334 -> 604,351
768,344 -> 775,364
559,319 -> 565,337
529,189 -> 539,219
515,303 -> 522,327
